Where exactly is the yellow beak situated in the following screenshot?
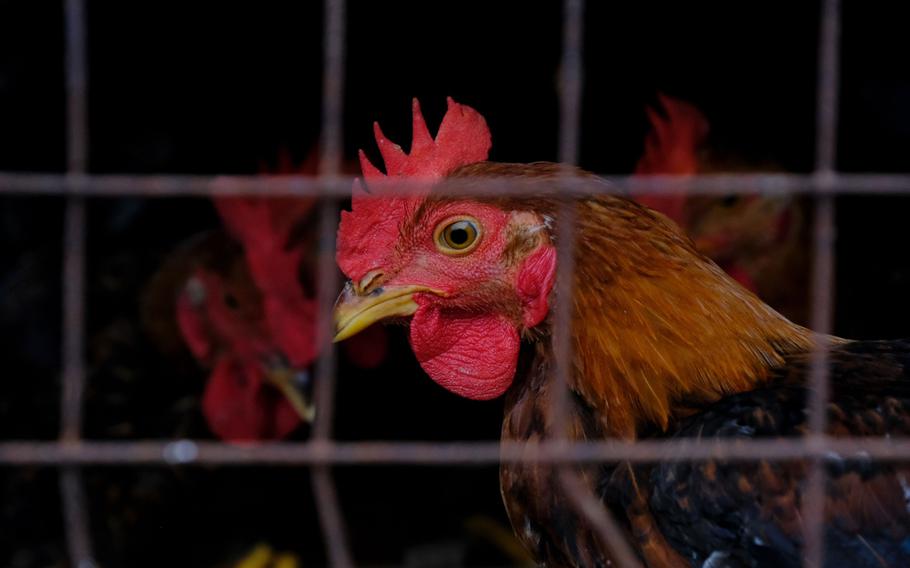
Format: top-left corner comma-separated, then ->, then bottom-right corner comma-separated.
263,366 -> 316,423
333,283 -> 440,342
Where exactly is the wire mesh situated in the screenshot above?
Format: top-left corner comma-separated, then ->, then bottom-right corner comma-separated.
0,0 -> 892,566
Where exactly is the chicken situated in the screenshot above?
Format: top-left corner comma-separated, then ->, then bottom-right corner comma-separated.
142,224 -> 315,441
143,152 -> 386,441
332,98 -> 910,567
634,93 -> 810,324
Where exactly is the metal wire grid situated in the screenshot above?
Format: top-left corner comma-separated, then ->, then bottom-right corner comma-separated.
0,0 -> 892,566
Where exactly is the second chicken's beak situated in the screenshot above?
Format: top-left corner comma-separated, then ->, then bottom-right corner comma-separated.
263,358 -> 316,423
333,282 -> 440,342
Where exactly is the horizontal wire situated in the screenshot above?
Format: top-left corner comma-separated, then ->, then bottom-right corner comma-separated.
0,437 -> 907,467
4,171 -> 910,197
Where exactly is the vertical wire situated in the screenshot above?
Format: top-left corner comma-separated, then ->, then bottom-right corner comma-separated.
553,0 -> 584,438
61,0 -> 88,443
554,1 -> 642,565
557,0 -> 584,167
312,0 -> 354,566
804,1 -> 841,566
60,0 -> 95,566
313,199 -> 341,441
552,0 -> 585,433
60,468 -> 93,568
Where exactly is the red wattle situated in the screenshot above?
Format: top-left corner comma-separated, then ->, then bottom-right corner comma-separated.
202,358 -> 301,442
409,303 -> 519,400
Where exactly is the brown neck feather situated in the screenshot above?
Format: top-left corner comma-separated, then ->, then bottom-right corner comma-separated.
559,195 -> 813,438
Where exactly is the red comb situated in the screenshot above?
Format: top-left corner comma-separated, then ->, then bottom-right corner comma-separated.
337,97 -> 492,281
358,97 -> 491,181
634,93 -> 709,224
215,147 -> 319,250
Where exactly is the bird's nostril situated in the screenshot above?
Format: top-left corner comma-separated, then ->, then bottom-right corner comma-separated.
357,270 -> 384,295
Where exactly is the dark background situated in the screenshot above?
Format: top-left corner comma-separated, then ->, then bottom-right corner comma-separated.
1,1 -> 910,566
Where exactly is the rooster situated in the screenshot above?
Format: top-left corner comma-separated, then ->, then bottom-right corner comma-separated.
142,210 -> 316,441
143,152 -> 386,441
332,98 -> 910,567
634,93 -> 810,324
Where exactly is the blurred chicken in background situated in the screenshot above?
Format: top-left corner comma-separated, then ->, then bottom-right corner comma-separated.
634,93 -> 810,324
143,150 -> 387,442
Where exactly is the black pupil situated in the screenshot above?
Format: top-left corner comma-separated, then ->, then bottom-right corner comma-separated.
450,227 -> 469,245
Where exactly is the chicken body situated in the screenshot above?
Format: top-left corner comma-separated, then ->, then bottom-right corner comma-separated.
333,101 -> 910,567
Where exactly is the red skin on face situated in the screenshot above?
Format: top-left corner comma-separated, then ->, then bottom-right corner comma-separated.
378,202 -> 556,400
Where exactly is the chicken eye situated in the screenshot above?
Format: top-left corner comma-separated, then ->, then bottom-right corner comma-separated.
223,293 -> 240,310
435,217 -> 481,254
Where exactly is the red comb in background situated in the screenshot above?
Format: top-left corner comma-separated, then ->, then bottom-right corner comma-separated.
212,155 -> 320,369
634,93 -> 709,224
214,148 -> 318,258
338,97 -> 492,282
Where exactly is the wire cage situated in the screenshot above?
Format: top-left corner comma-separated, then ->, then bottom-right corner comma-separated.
4,0 -> 910,566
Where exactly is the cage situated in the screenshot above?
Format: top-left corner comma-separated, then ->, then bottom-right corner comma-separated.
2,1 -> 910,567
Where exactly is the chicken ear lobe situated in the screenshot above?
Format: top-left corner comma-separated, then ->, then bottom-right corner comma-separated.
409,304 -> 519,400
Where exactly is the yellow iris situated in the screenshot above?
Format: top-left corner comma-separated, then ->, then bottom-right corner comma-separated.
436,217 -> 480,254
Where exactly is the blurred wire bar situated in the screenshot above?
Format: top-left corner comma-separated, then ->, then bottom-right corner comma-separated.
59,0 -> 95,566
554,1 -> 645,565
804,1 -> 842,567
3,171 -> 910,197
3,436 -> 910,466
311,0 -> 354,566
